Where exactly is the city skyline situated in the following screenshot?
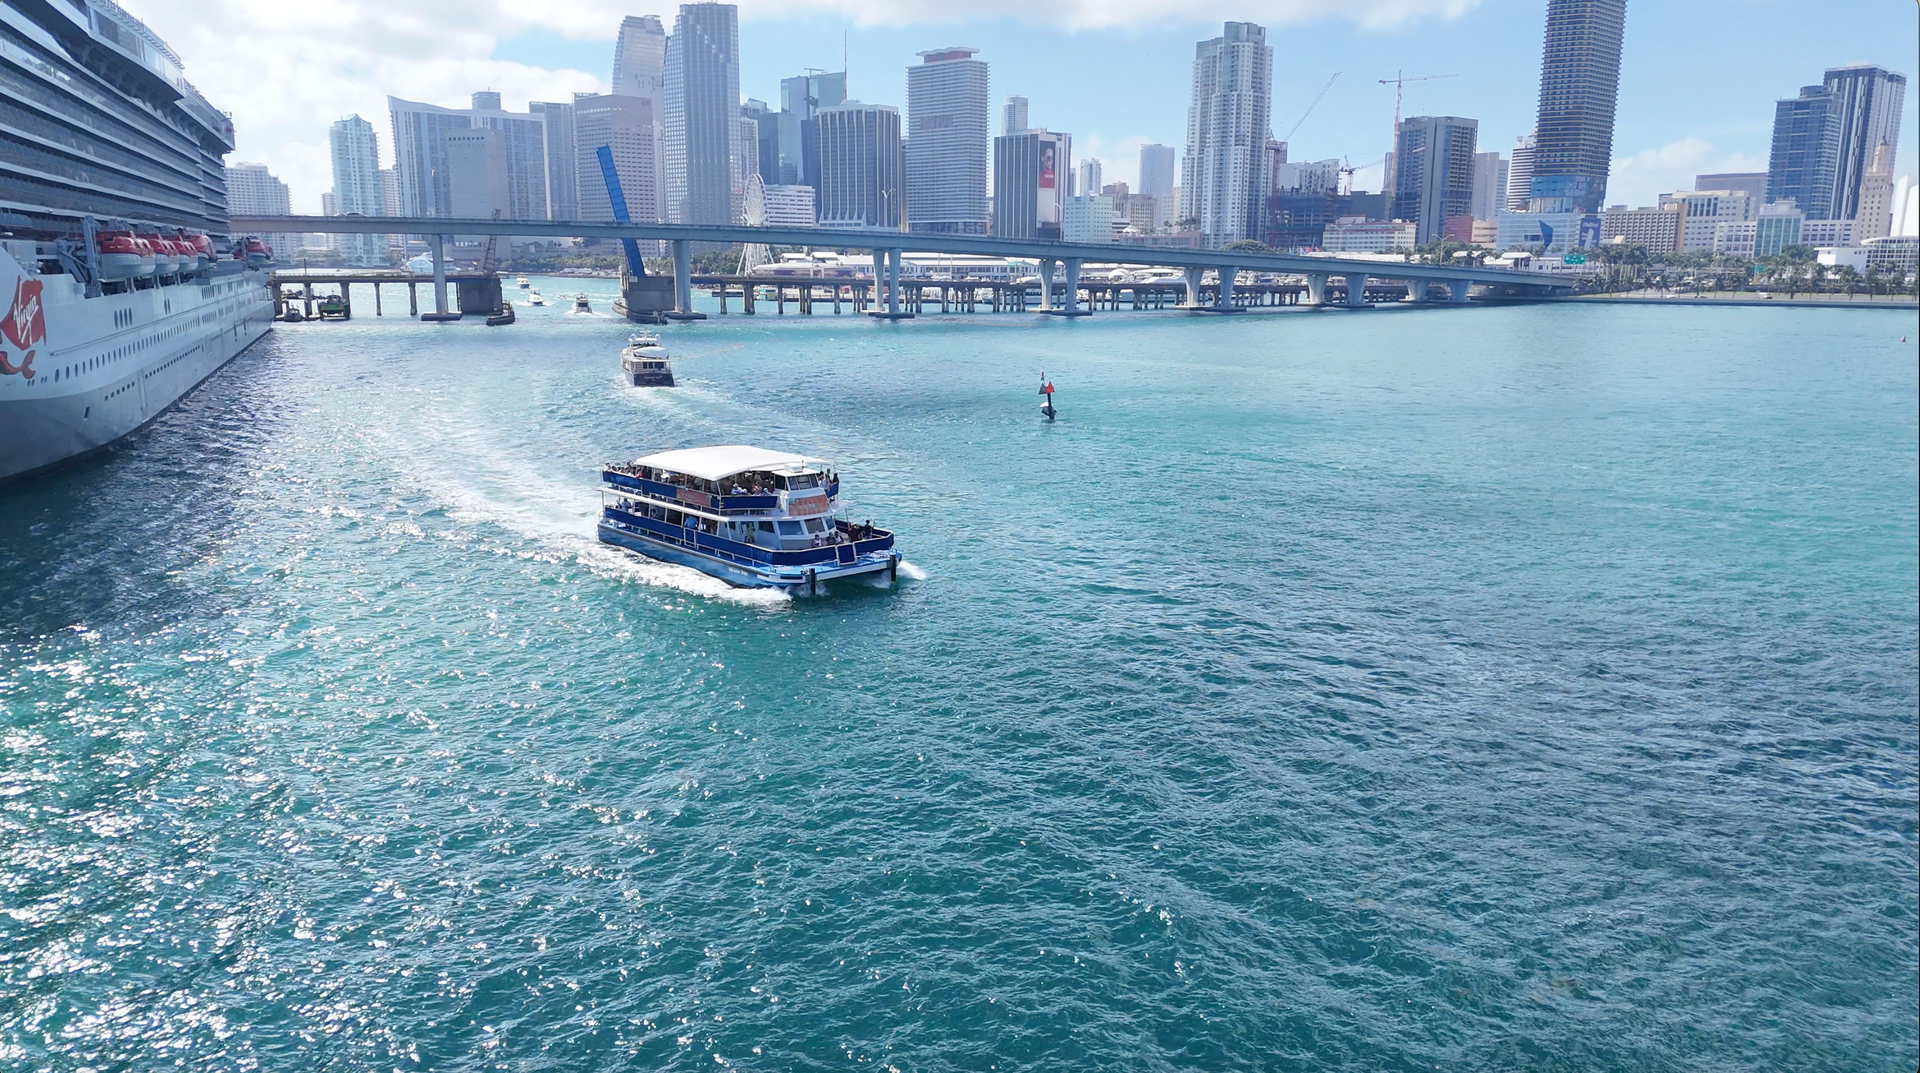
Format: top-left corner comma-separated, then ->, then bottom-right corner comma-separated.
161,1 -> 1919,219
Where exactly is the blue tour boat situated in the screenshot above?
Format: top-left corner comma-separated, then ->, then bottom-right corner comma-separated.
599,446 -> 901,593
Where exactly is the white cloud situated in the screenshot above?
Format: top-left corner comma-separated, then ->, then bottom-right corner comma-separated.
1608,137 -> 1767,209
123,0 -> 1482,207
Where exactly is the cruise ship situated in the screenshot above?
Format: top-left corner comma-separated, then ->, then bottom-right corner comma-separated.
0,0 -> 274,485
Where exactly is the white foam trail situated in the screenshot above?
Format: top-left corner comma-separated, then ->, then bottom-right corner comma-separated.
896,560 -> 929,581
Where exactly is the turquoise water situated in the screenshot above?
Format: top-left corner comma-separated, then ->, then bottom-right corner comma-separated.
1,289 -> 1915,1071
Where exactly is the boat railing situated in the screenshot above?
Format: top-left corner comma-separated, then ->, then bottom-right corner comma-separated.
604,508 -> 892,568
602,470 -> 797,513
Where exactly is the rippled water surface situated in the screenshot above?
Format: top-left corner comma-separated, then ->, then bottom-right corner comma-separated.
2,290 -> 1915,1071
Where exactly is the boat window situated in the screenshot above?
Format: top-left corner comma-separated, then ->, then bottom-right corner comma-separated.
667,509 -> 683,526
788,474 -> 819,490
803,517 -> 826,534
648,504 -> 666,521
776,520 -> 802,535
756,522 -> 775,532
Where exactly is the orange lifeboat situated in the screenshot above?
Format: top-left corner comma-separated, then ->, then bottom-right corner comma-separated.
95,230 -> 152,282
183,233 -> 214,272
138,233 -> 179,276
242,237 -> 272,267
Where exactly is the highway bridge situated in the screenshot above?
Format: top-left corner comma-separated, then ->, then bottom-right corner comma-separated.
232,214 -> 1573,320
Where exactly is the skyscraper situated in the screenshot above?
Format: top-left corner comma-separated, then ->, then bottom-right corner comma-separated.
1767,85 -> 1842,219
612,16 -> 666,101
530,101 -> 578,220
224,163 -> 297,258
1470,151 -> 1507,222
742,98 -> 778,188
1768,65 -> 1907,222
663,3 -> 742,226
1527,0 -> 1626,213
1392,116 -> 1478,244
1002,95 -> 1028,135
777,72 -> 845,189
1138,143 -> 1176,204
815,101 -> 902,230
905,47 -> 990,235
575,94 -> 661,225
1179,22 -> 1273,247
993,129 -> 1069,239
1075,158 -> 1102,199
329,115 -> 383,264
389,95 -> 547,221
1506,133 -> 1537,212
1855,143 -> 1895,241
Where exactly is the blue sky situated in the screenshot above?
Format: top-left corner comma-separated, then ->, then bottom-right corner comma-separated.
491,0 -> 1918,208
134,0 -> 1917,211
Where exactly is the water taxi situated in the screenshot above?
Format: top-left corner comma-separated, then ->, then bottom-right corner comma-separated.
573,294 -> 592,313
527,290 -> 545,306
599,446 -> 901,593
621,333 -> 674,386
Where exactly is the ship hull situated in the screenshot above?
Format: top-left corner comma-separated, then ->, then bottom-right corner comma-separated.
0,263 -> 274,485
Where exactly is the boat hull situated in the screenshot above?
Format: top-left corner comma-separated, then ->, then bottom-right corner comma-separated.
598,521 -> 899,591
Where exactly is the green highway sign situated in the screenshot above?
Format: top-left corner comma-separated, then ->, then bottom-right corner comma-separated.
1563,253 -> 1587,265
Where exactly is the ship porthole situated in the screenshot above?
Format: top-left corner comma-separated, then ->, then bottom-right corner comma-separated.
84,407 -> 90,419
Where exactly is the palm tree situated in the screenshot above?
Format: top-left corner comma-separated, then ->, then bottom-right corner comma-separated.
1836,265 -> 1859,300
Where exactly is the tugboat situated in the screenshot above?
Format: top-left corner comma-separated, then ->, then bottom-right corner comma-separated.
621,333 -> 674,386
599,446 -> 901,593
573,293 -> 593,313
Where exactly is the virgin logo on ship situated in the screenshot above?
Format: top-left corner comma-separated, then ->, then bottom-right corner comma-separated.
0,273 -> 44,379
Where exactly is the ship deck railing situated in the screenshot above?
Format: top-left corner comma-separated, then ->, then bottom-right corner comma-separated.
603,509 -> 893,569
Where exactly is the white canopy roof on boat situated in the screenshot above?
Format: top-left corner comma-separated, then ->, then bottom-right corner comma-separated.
633,445 -> 822,481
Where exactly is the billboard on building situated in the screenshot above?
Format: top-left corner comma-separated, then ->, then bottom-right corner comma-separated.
1036,132 -> 1068,228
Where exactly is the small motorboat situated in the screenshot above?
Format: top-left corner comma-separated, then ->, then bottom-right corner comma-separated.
517,276 -> 530,288
573,294 -> 592,313
620,334 -> 674,386
316,294 -> 349,320
487,303 -> 516,326
527,290 -> 545,306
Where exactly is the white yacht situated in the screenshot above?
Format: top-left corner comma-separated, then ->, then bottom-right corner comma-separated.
620,334 -> 673,387
599,446 -> 901,593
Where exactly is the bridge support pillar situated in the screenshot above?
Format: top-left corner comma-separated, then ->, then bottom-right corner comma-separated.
870,248 -> 912,319
1343,273 -> 1370,309
1216,265 -> 1236,309
1305,273 -> 1328,306
422,235 -> 454,321
1181,265 -> 1203,308
1047,257 -> 1090,316
1037,258 -> 1057,312
666,239 -> 705,320
1406,279 -> 1431,303
1449,280 -> 1473,302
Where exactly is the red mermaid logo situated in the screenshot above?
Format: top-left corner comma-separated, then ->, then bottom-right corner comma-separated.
0,274 -> 42,378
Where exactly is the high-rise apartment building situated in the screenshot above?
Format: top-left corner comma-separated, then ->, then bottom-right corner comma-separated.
740,100 -> 775,188
1767,65 -> 1906,221
906,47 -> 990,234
575,94 -> 661,224
1506,133 -> 1537,212
1392,115 -> 1478,244
389,94 -> 546,221
815,101 -> 903,230
663,2 -> 742,226
1767,84 -> 1842,219
1179,22 -> 1273,247
992,128 -> 1069,239
1660,190 -> 1755,252
224,163 -> 297,257
530,101 -> 578,220
777,71 -> 846,190
447,127 -> 508,220
1002,95 -> 1028,136
763,184 -> 816,227
1470,151 -> 1507,221
612,16 -> 667,101
1138,143 -> 1176,205
1527,0 -> 1626,212
328,115 -> 383,264
1075,158 -> 1102,200
1694,172 -> 1766,199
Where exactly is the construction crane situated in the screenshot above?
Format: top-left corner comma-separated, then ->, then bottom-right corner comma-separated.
1281,71 -> 1340,145
1339,157 -> 1384,196
1377,71 -> 1456,191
